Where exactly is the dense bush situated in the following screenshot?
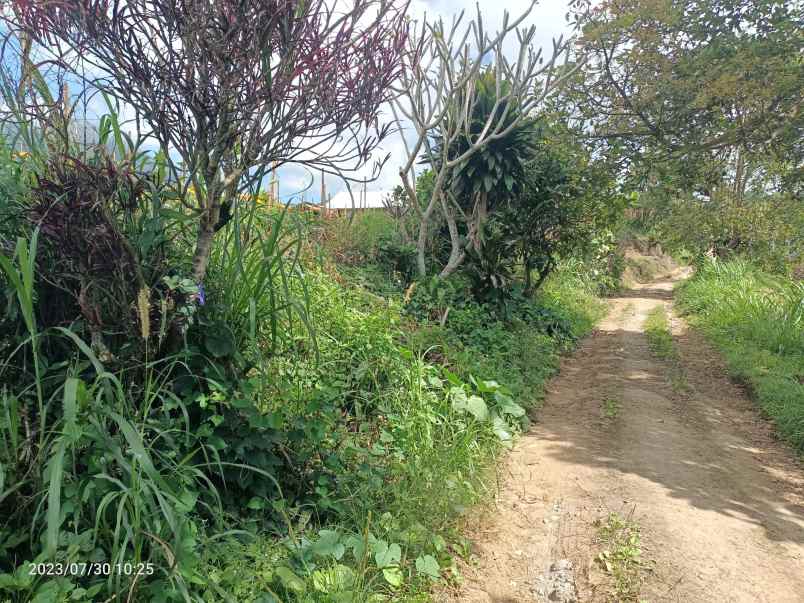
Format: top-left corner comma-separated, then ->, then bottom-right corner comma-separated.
0,38 -> 615,603
403,263 -> 606,405
1,140 -> 608,601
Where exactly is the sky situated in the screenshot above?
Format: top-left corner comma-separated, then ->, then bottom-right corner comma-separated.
284,0 -> 576,203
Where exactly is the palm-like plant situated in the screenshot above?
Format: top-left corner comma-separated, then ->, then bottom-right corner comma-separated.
444,71 -> 540,218
425,69 -> 540,278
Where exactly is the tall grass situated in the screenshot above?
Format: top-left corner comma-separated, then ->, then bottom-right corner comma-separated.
0,231 -> 225,600
207,197 -> 315,358
677,259 -> 804,451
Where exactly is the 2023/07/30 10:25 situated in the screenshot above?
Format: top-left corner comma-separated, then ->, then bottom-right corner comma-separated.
28,562 -> 156,577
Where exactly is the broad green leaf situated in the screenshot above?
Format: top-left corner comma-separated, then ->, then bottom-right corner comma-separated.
311,564 -> 355,593
344,535 -> 366,561
465,395 -> 489,421
492,415 -> 513,443
496,395 -> 525,417
205,327 -> 235,358
476,379 -> 501,393
382,566 -> 403,588
247,497 -> 265,510
312,530 -> 345,560
275,566 -> 305,593
415,555 -> 440,579
374,541 -> 401,568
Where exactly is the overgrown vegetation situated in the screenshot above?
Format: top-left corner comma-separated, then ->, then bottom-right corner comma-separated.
644,306 -> 676,361
0,6 -> 617,597
677,260 -> 804,452
644,306 -> 688,394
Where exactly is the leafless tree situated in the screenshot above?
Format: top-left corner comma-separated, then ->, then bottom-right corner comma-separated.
391,1 -> 584,279
8,0 -> 409,281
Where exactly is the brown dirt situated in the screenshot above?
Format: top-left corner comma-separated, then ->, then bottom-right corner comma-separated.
442,271 -> 804,603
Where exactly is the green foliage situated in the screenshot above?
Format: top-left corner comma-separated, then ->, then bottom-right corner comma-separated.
657,191 -> 803,275
439,71 -> 539,207
319,212 -> 400,266
572,0 -> 804,191
0,287 -> 213,601
677,260 -> 804,451
206,199 -> 313,359
494,136 -> 570,292
0,116 -> 314,600
0,55 -> 615,603
643,305 -> 688,393
405,263 -> 605,405
456,115 -> 627,302
644,307 -> 676,361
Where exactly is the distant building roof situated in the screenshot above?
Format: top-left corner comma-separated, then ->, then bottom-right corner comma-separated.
328,190 -> 394,210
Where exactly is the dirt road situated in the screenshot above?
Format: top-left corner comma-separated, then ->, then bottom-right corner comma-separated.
446,274 -> 804,602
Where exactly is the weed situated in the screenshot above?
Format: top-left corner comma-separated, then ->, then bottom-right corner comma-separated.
602,397 -> 621,419
594,511 -> 645,602
644,306 -> 689,394
644,306 -> 676,361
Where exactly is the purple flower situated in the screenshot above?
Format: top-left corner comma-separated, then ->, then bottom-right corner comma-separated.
197,282 -> 206,306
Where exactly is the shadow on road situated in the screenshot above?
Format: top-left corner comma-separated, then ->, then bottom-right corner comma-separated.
533,326 -> 804,546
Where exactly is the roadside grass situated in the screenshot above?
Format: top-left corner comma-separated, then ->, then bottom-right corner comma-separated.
644,306 -> 689,393
676,260 -> 804,453
196,263 -> 608,601
594,511 -> 645,602
644,306 -> 676,360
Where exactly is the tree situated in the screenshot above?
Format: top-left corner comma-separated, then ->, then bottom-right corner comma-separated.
390,1 -> 584,279
567,0 -> 804,195
500,136 -> 570,294
8,0 -> 408,281
489,118 -> 624,296
427,70 -> 541,265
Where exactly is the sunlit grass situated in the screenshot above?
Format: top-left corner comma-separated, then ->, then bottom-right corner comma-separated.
677,260 -> 804,451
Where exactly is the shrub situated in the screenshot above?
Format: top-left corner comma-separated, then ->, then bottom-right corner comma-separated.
659,192 -> 803,275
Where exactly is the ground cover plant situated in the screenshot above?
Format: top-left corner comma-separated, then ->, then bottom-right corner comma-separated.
643,306 -> 688,394
593,510 -> 645,602
676,260 -> 804,453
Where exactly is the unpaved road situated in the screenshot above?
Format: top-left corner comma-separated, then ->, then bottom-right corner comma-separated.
445,274 -> 804,602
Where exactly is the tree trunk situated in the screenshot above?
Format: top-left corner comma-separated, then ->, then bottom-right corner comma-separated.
415,218 -> 429,279
466,191 -> 488,253
438,195 -> 466,278
414,169 -> 449,280
523,254 -> 533,296
533,258 -> 555,292
191,201 -> 222,283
